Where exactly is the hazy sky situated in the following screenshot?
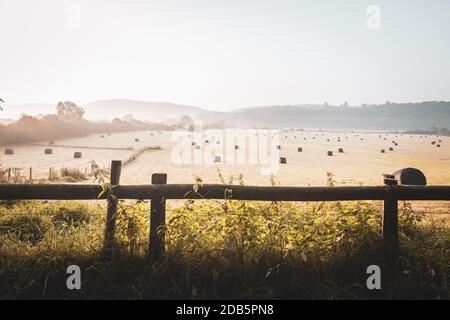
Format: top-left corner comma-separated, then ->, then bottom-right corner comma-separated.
0,0 -> 449,110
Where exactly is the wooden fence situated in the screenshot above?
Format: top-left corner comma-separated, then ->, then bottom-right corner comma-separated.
1,160 -> 450,262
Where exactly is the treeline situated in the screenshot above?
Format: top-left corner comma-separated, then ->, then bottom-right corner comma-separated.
202,101 -> 450,130
403,126 -> 450,136
0,114 -> 176,146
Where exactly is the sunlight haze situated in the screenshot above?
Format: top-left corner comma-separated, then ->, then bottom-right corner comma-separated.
1,0 -> 450,115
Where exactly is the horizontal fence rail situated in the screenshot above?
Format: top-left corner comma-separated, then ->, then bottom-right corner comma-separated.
1,184 -> 450,201
1,160 -> 450,267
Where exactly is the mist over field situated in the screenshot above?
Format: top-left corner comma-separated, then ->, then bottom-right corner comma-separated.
2,99 -> 450,131
1,0 -> 450,302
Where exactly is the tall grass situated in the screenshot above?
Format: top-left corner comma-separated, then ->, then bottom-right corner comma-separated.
59,168 -> 88,182
0,195 -> 448,299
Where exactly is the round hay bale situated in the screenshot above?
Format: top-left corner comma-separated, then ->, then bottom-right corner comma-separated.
327,151 -> 333,156
44,148 -> 53,155
214,156 -> 221,163
327,139 -> 330,142
338,148 -> 344,153
74,152 -> 82,159
135,138 -> 140,142
205,140 -> 209,143
235,145 -> 240,150
276,145 -> 281,150
280,157 -> 287,164
195,145 -> 201,150
4,148 -> 14,155
100,135 -> 105,138
437,144 -> 441,147
381,149 -> 386,153
192,142 -> 196,146
431,141 -> 436,145
393,168 -> 427,185
298,147 -> 302,152
389,147 -> 394,151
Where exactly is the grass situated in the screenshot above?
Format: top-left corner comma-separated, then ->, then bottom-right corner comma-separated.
59,168 -> 88,182
0,195 -> 448,300
0,166 -> 89,183
122,146 -> 163,166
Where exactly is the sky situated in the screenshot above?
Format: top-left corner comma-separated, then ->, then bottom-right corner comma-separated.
0,0 -> 450,111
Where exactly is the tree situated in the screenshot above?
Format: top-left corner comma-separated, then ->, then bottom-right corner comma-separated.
123,114 -> 135,122
112,117 -> 123,124
180,115 -> 194,129
56,101 -> 85,120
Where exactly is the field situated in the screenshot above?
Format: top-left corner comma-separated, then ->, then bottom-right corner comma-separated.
0,198 -> 449,299
1,130 -> 449,299
1,129 -> 449,186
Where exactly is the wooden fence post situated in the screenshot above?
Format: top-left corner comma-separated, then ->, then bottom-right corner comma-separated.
383,175 -> 399,267
103,160 -> 122,255
150,173 -> 167,258
7,168 -> 11,182
29,167 -> 33,183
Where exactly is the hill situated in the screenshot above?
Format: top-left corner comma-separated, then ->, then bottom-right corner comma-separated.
1,100 -> 208,122
83,99 -> 207,121
2,100 -> 450,131
0,103 -> 55,120
200,101 -> 450,130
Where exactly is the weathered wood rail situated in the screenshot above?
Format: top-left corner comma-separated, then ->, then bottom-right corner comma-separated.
1,184 -> 449,201
1,160 -> 450,262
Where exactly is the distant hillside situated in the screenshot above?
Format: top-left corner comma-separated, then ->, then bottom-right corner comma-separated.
200,101 -> 450,130
2,100 -> 450,131
0,118 -> 14,125
83,99 -> 208,121
1,100 -> 208,122
0,114 -> 176,146
0,103 -> 55,120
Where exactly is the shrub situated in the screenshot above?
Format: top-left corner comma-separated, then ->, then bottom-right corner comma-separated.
51,205 -> 92,229
0,212 -> 50,244
60,168 -> 87,182
0,177 -> 448,299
